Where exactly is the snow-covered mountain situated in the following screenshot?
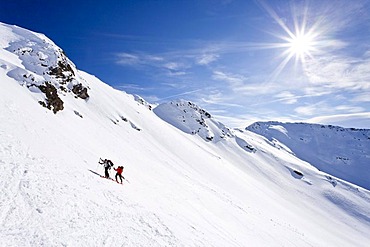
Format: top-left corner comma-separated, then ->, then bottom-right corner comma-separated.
247,121 -> 370,190
154,99 -> 234,142
1,22 -> 370,246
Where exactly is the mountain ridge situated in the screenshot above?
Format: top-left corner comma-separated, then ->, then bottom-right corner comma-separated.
247,121 -> 370,190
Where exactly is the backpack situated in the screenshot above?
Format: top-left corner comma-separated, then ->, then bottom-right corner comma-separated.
102,159 -> 113,169
106,160 -> 114,167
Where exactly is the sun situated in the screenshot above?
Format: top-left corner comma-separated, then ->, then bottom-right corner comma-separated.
255,1 -> 324,81
276,18 -> 319,65
287,32 -> 315,60
267,26 -> 319,81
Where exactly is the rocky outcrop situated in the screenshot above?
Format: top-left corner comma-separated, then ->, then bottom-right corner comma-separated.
72,83 -> 89,99
4,24 -> 90,113
38,82 -> 64,113
48,60 -> 75,83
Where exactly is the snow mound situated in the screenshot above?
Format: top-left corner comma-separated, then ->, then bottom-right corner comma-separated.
154,99 -> 233,142
247,121 -> 370,190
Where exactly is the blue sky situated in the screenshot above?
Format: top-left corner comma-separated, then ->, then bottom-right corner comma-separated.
2,0 -> 370,128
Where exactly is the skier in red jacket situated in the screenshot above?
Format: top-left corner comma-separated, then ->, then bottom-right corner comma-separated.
114,166 -> 124,184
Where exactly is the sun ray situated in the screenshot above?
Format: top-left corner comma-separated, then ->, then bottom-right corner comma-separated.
258,0 -> 296,39
269,49 -> 296,83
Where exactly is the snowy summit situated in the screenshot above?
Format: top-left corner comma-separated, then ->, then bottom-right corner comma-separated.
1,22 -> 370,246
154,99 -> 234,142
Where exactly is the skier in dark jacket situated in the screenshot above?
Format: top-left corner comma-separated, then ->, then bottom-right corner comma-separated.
99,158 -> 114,178
114,166 -> 124,184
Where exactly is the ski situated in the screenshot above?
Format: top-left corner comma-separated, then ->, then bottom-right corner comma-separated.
88,169 -> 125,185
100,175 -> 124,185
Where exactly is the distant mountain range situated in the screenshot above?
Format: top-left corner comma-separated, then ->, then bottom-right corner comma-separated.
247,121 -> 370,190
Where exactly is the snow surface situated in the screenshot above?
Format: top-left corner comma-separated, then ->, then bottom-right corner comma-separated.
1,22 -> 370,246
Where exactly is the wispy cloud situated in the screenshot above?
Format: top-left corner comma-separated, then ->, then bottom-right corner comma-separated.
156,89 -> 203,101
335,105 -> 365,113
116,52 -> 189,77
212,71 -> 246,87
212,70 -> 288,96
116,53 -> 140,65
304,55 -> 370,90
307,112 -> 370,129
351,92 -> 370,103
196,53 -> 219,65
274,91 -> 297,104
115,83 -> 150,91
294,101 -> 365,117
167,71 -> 188,77
163,62 -> 184,71
116,52 -> 164,66
199,90 -> 245,108
294,102 -> 327,116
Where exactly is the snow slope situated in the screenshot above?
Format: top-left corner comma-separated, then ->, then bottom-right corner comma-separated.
247,121 -> 370,190
1,22 -> 370,246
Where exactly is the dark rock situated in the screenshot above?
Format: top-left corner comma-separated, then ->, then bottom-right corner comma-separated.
206,136 -> 214,141
48,61 -> 75,84
293,170 -> 303,177
74,110 -> 83,118
38,82 -> 64,113
72,83 -> 89,99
